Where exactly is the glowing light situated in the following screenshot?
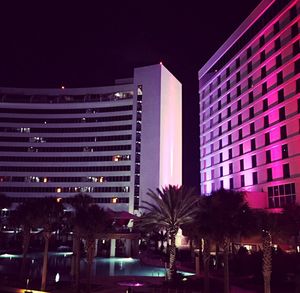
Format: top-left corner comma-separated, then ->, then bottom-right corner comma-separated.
61,86 -> 65,89
56,188 -> 62,193
56,197 -> 62,203
160,61 -> 163,65
43,178 -> 48,183
55,273 -> 60,283
112,197 -> 118,204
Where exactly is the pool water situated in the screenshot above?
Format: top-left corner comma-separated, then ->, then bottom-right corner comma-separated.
0,252 -> 194,282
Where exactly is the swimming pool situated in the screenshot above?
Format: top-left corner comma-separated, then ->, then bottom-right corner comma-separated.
0,252 -> 194,281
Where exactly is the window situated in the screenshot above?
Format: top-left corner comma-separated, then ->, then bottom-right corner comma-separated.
293,41 -> 300,56
219,126 -> 222,136
249,92 -> 254,104
280,125 -> 287,139
297,79 -> 300,93
282,144 -> 288,159
240,159 -> 244,171
236,58 -> 240,68
264,116 -> 269,128
279,107 -> 285,121
275,38 -> 281,51
239,129 -> 243,140
260,51 -> 266,63
265,132 -> 270,146
252,155 -> 257,168
227,107 -> 231,117
248,77 -> 253,89
283,164 -> 290,179
277,72 -> 283,85
250,122 -> 255,134
266,150 -> 271,163
239,144 -> 243,155
238,114 -> 242,125
290,5 -> 297,20
236,72 -> 241,82
247,47 -> 252,59
218,88 -> 221,97
237,86 -> 241,96
227,80 -> 230,91
226,67 -> 230,77
241,175 -> 245,187
230,178 -> 234,189
276,55 -> 282,68
228,134 -> 232,145
218,100 -> 221,110
218,113 -> 222,123
263,99 -> 268,111
219,153 -> 223,163
217,76 -> 221,85
247,62 -> 252,73
228,121 -> 232,131
267,168 -> 273,182
298,98 -> 300,113
220,180 -> 224,188
259,35 -> 265,47
278,89 -> 284,103
210,144 -> 214,153
261,66 -> 266,78
227,94 -> 231,104
211,156 -> 214,166
237,99 -> 241,111
219,140 -> 222,149
251,139 -> 256,151
220,166 -> 223,177
274,21 -> 279,34
229,163 -> 233,174
295,60 -> 300,74
262,82 -> 267,95
252,172 -> 258,185
228,148 -> 232,159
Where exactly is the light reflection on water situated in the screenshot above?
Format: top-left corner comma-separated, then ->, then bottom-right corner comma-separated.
0,252 -> 194,281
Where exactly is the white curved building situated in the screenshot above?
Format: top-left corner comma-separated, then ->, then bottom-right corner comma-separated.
0,64 -> 182,213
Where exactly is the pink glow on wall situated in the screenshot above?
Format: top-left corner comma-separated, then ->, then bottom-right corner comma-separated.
245,191 -> 268,209
159,66 -> 182,187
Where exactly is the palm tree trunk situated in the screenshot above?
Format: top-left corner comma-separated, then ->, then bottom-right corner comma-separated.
263,232 -> 272,293
223,238 -> 230,293
203,238 -> 210,293
74,234 -> 81,292
20,226 -> 31,280
168,230 -> 177,281
41,231 -> 51,291
86,238 -> 95,293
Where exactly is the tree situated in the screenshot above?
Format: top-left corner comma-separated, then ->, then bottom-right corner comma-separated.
0,193 -> 11,248
74,204 -> 110,293
254,210 -> 282,293
69,194 -> 94,291
39,198 -> 64,291
138,185 -> 199,281
281,203 -> 300,251
10,200 -> 42,281
208,189 -> 254,293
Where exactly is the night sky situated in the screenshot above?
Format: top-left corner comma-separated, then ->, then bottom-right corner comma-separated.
0,1 -> 261,192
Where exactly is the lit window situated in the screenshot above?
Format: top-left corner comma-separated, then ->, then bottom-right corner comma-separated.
112,197 -> 118,204
56,187 -> 62,193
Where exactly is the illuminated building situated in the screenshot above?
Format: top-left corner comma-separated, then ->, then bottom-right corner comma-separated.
199,0 -> 300,209
0,64 -> 182,213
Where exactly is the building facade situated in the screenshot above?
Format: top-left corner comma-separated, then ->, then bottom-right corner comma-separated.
0,64 -> 182,213
199,0 -> 300,209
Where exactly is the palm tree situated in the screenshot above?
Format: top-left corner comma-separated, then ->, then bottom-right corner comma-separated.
10,200 -> 42,280
255,210 -> 282,293
39,197 -> 64,291
138,185 -> 199,281
69,194 -> 94,291
208,189 -> 254,293
74,204 -> 110,293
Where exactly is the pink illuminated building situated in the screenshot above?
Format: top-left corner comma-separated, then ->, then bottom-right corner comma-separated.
199,0 -> 300,209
